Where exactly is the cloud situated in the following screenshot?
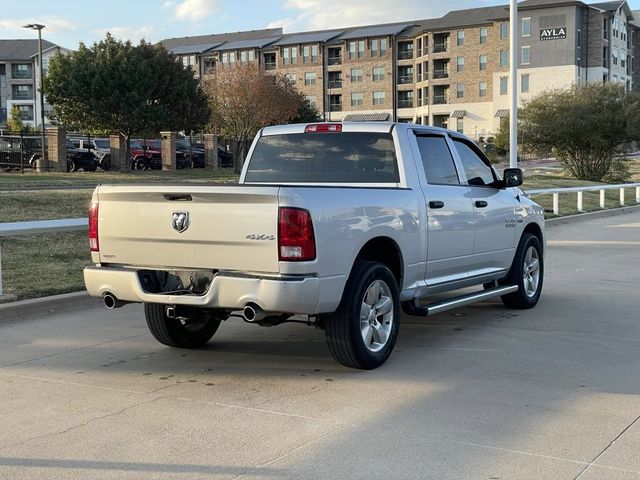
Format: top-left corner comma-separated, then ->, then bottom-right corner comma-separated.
174,0 -> 219,22
162,0 -> 175,7
91,26 -> 156,44
270,0 -> 498,31
0,16 -> 75,34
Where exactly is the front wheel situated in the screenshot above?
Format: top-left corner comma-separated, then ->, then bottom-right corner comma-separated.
325,261 -> 400,369
144,303 -> 222,348
501,233 -> 544,309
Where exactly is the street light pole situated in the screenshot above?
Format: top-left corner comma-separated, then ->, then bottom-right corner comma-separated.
23,23 -> 46,172
509,0 -> 518,168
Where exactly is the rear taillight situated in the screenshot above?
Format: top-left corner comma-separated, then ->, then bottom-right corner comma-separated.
89,202 -> 99,252
304,123 -> 342,133
278,207 -> 316,261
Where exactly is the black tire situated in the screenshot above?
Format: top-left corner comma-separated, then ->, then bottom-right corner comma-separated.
66,159 -> 75,172
144,303 -> 222,348
501,233 -> 544,309
325,261 -> 400,369
100,155 -> 111,171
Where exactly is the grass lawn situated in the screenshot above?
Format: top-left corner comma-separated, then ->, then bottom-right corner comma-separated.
0,161 -> 638,301
0,168 -> 239,189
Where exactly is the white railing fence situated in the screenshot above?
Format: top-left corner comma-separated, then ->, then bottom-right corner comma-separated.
0,218 -> 87,296
525,183 -> 640,215
0,183 -> 639,297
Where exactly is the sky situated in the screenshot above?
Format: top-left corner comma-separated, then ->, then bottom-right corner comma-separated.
1,0 -> 639,49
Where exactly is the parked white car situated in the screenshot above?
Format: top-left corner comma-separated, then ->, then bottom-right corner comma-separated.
68,137 -> 111,170
84,122 -> 545,369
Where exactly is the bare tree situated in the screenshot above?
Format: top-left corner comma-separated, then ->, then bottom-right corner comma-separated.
204,64 -> 302,173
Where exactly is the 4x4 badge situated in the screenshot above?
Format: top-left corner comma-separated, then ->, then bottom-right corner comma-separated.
172,212 -> 189,233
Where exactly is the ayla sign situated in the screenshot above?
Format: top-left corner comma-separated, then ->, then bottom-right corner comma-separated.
540,27 -> 567,41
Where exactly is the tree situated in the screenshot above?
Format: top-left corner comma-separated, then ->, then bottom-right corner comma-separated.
290,93 -> 321,124
43,34 -> 210,171
7,105 -> 24,133
204,64 -> 305,173
520,83 -> 640,181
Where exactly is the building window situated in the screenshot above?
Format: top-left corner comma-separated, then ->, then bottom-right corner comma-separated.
291,47 -> 298,64
283,47 -> 297,64
522,18 -> 531,37
13,84 -> 32,99
521,46 -> 530,65
349,40 -> 365,59
17,104 -> 34,121
304,72 -> 316,86
621,51 -> 626,69
479,81 -> 487,97
500,76 -> 508,95
282,47 -> 290,65
479,54 -> 487,70
604,18 -> 609,39
351,68 -> 363,82
351,92 -> 364,106
229,52 -> 237,63
577,29 -> 582,48
480,28 -> 488,44
612,49 -> 618,66
303,45 -> 311,63
240,50 -> 255,63
521,73 -> 530,93
380,38 -> 387,55
457,30 -> 464,46
306,95 -> 317,106
456,82 -> 464,98
457,117 -> 464,134
456,56 -> 464,72
373,66 -> 385,81
312,45 -> 319,62
500,22 -> 509,39
500,50 -> 509,67
603,46 -> 609,68
285,73 -> 296,84
372,91 -> 385,105
371,39 -> 378,56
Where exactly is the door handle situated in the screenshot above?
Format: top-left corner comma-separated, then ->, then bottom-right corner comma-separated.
475,200 -> 488,208
429,201 -> 445,209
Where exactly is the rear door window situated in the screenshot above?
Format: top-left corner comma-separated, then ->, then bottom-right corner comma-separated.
415,134 -> 460,185
245,132 -> 399,183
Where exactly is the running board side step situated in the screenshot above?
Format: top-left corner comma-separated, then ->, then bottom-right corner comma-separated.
402,285 -> 518,317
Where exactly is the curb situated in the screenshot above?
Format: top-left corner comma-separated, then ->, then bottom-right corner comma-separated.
0,291 -> 102,324
545,204 -> 640,227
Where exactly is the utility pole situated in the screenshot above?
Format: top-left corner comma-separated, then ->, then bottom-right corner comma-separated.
23,23 -> 47,172
509,0 -> 518,168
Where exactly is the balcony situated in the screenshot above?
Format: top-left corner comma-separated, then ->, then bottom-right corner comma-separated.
11,71 -> 32,80
264,62 -> 276,71
398,99 -> 414,109
328,80 -> 343,89
433,70 -> 449,79
433,43 -> 448,53
13,93 -> 33,100
433,95 -> 449,105
397,50 -> 414,60
328,56 -> 342,65
398,75 -> 414,85
330,103 -> 343,112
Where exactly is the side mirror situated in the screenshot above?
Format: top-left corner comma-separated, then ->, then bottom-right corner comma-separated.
503,168 -> 523,188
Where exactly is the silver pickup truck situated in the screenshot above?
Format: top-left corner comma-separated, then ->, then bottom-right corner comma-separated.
84,122 -> 545,369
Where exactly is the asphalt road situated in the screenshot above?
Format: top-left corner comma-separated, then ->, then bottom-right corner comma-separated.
1,212 -> 639,480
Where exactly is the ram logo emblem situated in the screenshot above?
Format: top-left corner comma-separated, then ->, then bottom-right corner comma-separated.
172,212 -> 190,233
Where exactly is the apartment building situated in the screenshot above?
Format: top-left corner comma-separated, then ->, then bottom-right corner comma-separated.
161,0 -> 639,137
0,39 -> 69,129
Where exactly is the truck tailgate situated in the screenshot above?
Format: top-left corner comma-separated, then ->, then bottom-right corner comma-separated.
95,185 -> 280,273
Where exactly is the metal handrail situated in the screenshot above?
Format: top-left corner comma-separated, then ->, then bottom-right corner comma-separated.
525,183 -> 640,215
0,218 -> 88,296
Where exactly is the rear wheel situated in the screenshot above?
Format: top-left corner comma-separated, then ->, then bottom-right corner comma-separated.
66,159 -> 76,172
325,261 -> 400,369
144,303 -> 222,348
501,233 -> 544,309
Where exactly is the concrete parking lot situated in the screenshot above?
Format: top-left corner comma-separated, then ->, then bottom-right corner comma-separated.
1,210 -> 639,480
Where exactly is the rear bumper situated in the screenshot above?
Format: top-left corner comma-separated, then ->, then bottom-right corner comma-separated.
83,266 -> 344,315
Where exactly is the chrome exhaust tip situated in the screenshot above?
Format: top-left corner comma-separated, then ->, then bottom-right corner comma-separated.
242,304 -> 266,323
103,293 -> 120,309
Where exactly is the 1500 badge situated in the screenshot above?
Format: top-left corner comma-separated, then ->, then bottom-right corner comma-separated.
505,218 -> 517,228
